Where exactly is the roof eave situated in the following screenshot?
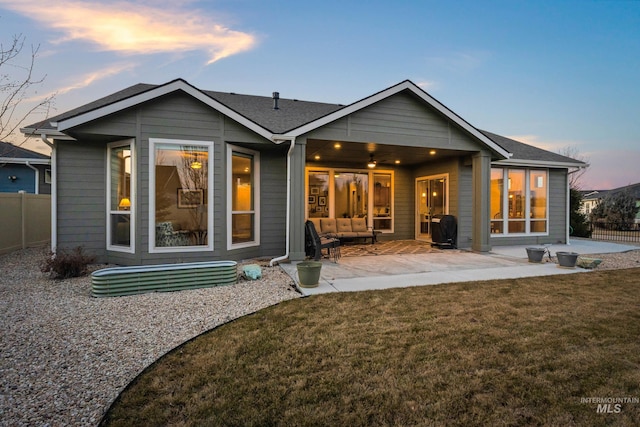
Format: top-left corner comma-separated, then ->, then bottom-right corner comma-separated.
493,158 -> 588,169
0,157 -> 50,165
20,126 -> 76,141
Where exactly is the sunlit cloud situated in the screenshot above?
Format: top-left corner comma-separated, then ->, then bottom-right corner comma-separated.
426,50 -> 492,74
506,134 -> 580,152
0,0 -> 256,64
24,63 -> 138,103
416,80 -> 438,91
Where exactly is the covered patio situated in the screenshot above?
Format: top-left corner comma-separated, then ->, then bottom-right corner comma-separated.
281,239 -> 639,295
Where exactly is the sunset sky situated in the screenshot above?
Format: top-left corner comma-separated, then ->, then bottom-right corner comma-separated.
1,0 -> 638,190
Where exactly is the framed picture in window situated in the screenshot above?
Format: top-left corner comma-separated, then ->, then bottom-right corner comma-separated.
308,195 -> 316,204
178,189 -> 204,208
318,196 -> 326,206
311,187 -> 320,195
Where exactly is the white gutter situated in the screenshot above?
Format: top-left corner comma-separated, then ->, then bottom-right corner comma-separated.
25,161 -> 39,194
269,136 -> 296,266
41,134 -> 56,252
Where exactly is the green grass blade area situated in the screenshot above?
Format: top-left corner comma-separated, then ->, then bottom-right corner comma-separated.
101,268 -> 640,426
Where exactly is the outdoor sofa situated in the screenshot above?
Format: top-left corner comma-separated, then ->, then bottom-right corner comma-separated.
308,217 -> 377,244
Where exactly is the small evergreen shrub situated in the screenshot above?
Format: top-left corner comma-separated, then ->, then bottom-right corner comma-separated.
41,246 -> 96,280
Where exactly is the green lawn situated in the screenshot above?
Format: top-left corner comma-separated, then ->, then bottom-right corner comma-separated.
101,268 -> 640,426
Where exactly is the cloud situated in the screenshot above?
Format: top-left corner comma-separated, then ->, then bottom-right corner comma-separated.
506,134 -> 584,153
0,0 -> 256,64
581,149 -> 640,190
425,51 -> 492,74
24,62 -> 138,104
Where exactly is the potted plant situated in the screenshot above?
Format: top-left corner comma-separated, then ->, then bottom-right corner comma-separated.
296,260 -> 322,288
525,247 -> 546,263
556,251 -> 579,268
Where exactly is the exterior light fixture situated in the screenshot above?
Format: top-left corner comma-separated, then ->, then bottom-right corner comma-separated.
334,143 -> 341,149
314,154 -> 321,160
367,154 -> 377,168
429,150 -> 436,155
8,175 -> 18,182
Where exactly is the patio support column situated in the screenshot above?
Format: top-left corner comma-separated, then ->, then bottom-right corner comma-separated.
472,150 -> 492,252
289,140 -> 307,261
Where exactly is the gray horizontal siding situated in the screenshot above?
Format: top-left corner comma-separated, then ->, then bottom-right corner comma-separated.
56,141 -> 106,258
310,92 -> 479,151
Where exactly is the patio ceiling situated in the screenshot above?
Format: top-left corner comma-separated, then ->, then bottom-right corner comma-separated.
305,139 -> 465,168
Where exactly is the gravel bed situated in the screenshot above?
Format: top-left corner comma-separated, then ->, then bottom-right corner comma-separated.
0,247 -> 301,426
2,247 -> 639,426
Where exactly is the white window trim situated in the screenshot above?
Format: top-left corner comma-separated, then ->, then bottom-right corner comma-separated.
149,138 -> 214,253
491,168 -> 549,237
305,167 -> 395,232
227,144 -> 260,250
106,139 -> 135,254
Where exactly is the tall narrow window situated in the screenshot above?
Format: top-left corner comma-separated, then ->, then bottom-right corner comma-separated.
373,173 -> 392,231
107,140 -> 134,252
228,146 -> 260,248
150,139 -> 213,252
508,169 -> 526,233
490,168 -> 504,234
308,171 -> 329,218
529,170 -> 548,232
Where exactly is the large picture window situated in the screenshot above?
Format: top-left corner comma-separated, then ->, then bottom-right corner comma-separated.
107,140 -> 134,252
491,167 -> 548,235
227,145 -> 260,248
306,168 -> 394,232
149,139 -> 213,252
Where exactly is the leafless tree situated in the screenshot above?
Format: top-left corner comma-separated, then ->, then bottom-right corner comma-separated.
558,145 -> 590,190
1,31 -> 55,147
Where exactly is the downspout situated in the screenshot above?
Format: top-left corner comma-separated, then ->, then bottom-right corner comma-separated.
566,174 -> 571,245
25,161 -> 39,194
269,137 -> 296,266
41,134 -> 56,252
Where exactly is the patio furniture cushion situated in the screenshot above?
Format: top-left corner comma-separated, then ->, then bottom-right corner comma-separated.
351,218 -> 368,232
336,218 -> 353,233
320,218 -> 337,234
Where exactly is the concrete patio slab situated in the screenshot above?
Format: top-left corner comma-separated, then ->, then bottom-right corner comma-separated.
279,239 -> 637,296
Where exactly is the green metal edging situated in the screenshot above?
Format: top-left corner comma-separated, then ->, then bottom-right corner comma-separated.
91,261 -> 238,297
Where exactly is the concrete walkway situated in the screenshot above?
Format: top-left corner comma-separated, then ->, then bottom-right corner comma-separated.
281,239 -> 639,296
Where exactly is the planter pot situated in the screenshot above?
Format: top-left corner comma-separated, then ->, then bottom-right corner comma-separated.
526,247 -> 546,263
556,252 -> 579,268
297,261 -> 322,288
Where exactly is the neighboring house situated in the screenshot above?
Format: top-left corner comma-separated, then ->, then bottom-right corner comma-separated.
581,183 -> 640,225
21,79 -> 586,266
580,190 -> 604,216
0,141 -> 51,194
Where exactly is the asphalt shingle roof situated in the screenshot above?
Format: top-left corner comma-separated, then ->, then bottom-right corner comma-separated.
480,130 -> 582,164
0,141 -> 50,159
25,80 -> 584,166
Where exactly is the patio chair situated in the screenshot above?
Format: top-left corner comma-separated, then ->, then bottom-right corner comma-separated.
305,220 -> 341,262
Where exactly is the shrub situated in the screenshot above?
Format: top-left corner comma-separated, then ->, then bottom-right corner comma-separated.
569,188 -> 591,237
41,246 -> 96,280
